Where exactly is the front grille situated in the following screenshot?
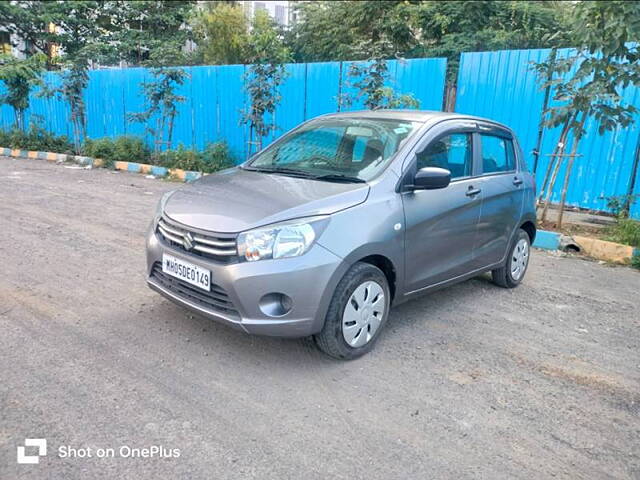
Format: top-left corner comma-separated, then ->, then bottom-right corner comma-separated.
157,215 -> 237,263
150,262 -> 239,317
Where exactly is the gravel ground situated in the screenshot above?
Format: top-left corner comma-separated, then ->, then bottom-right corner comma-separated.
1,156 -> 639,480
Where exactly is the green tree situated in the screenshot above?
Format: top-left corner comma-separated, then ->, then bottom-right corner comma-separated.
128,68 -> 187,159
533,0 -> 640,226
107,0 -> 196,67
192,3 -> 249,65
0,54 -> 46,130
288,1 -> 418,62
414,1 -> 571,79
110,2 -> 195,157
241,10 -> 291,155
23,1 -> 115,152
340,39 -> 419,110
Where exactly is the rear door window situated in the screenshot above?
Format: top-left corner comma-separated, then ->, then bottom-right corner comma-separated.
480,134 -> 516,174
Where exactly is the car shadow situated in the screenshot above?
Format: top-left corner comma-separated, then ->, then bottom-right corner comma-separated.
146,273 -> 496,365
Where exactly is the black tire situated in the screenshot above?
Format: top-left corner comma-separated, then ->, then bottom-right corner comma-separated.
492,229 -> 531,288
314,262 -> 390,360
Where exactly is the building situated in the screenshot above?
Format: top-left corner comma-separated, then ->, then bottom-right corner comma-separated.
0,28 -> 26,59
240,1 -> 294,27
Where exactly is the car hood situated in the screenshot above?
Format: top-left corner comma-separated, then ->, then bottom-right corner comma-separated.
163,167 -> 370,233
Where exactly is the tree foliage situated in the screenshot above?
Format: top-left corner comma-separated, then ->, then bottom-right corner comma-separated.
533,0 -> 640,224
340,39 -> 419,110
128,68 -> 188,158
241,10 -> 291,154
288,0 -> 570,73
6,1 -> 116,152
106,0 -> 196,67
192,3 -> 250,65
288,1 -> 417,62
0,53 -> 46,130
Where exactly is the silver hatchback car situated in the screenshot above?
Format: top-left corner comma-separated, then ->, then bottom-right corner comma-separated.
146,110 -> 536,359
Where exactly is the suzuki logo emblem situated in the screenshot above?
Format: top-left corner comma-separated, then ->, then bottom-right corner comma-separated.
182,232 -> 194,251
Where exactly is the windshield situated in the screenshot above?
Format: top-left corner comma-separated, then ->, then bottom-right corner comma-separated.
246,117 -> 422,182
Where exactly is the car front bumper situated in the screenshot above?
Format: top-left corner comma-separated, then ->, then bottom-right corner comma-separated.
146,227 -> 345,337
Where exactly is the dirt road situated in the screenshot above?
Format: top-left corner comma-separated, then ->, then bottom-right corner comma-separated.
1,157 -> 639,479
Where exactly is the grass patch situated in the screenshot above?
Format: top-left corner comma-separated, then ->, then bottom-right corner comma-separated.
603,216 -> 640,270
603,217 -> 640,248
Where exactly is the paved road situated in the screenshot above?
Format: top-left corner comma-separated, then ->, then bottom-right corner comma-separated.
1,157 -> 639,480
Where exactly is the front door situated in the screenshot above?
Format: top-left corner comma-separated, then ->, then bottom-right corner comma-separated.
402,130 -> 483,293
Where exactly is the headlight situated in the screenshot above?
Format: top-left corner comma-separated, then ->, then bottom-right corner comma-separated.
156,190 -> 175,217
237,216 -> 329,262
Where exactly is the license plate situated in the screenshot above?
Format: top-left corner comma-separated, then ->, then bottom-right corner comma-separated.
162,253 -> 210,291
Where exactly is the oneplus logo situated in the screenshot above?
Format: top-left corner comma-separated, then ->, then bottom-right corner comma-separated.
17,438 -> 47,464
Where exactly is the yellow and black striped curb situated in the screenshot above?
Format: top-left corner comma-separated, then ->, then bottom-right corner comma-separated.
0,147 -> 203,183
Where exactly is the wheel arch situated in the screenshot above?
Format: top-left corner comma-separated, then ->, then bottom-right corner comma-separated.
357,254 -> 397,302
520,220 -> 536,243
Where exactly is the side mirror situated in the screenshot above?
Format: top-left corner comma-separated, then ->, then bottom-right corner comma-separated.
409,167 -> 451,190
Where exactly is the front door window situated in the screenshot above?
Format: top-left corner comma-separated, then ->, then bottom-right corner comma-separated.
416,133 -> 472,179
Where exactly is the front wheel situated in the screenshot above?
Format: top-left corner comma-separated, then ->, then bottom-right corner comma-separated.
492,229 -> 531,288
314,262 -> 390,360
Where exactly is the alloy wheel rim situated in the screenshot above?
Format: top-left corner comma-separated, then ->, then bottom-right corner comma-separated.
511,238 -> 529,281
342,281 -> 385,348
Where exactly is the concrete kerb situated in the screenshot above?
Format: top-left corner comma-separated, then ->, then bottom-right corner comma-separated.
1,147 -> 203,183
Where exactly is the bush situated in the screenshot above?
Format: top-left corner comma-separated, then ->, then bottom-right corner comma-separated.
0,125 -> 73,153
157,141 -> 234,173
1,128 -> 235,174
83,136 -> 150,167
83,137 -> 116,161
158,144 -> 203,171
202,141 -> 234,172
113,136 -> 149,162
604,217 -> 640,248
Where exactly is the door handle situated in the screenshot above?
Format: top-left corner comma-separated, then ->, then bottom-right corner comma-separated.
513,177 -> 523,186
466,186 -> 481,197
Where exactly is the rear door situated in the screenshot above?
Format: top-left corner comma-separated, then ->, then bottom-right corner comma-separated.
401,122 -> 483,293
473,126 -> 526,267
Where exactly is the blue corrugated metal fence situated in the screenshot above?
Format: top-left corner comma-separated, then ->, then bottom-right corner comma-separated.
456,48 -> 640,219
0,58 -> 448,161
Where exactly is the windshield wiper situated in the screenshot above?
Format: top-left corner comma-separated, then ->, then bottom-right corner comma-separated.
243,166 -> 315,178
311,173 -> 366,183
244,166 -> 366,183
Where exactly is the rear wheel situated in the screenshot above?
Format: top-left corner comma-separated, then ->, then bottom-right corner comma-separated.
492,229 -> 530,288
314,262 -> 390,360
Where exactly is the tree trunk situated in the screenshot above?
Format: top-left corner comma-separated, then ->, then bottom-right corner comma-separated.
167,112 -> 175,151
153,116 -> 163,160
537,115 -> 573,207
15,109 -> 24,132
72,118 -> 81,154
557,115 -> 587,228
540,141 -> 567,224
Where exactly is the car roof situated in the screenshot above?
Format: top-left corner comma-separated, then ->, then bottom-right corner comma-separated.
319,110 -> 511,131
